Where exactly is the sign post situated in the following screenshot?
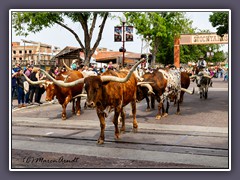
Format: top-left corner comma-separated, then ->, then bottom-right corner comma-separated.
174,33 -> 228,68
114,18 -> 133,67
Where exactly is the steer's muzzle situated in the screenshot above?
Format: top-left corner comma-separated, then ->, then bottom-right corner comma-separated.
197,84 -> 201,87
86,101 -> 95,108
45,97 -> 52,101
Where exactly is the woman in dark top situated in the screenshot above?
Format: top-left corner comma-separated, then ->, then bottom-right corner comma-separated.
29,67 -> 40,104
48,66 -> 56,78
16,69 -> 26,108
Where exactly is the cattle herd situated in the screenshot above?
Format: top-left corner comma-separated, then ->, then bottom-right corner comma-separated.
24,59 -> 213,144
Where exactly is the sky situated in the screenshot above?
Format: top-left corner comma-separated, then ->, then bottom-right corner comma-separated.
11,10 -> 228,53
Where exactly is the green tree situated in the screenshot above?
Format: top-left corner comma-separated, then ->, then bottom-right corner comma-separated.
12,12 -> 109,65
209,12 -> 229,37
124,12 -> 166,66
124,12 -> 194,66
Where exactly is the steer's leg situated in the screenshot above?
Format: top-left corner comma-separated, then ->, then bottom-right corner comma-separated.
62,96 -> 71,120
145,96 -> 151,112
71,99 -> 75,114
76,97 -> 81,115
156,95 -> 164,120
113,106 -> 121,140
151,95 -> 155,109
176,92 -> 181,115
131,100 -> 138,132
162,97 -> 169,117
120,108 -> 126,133
97,108 -> 106,144
204,86 -> 208,99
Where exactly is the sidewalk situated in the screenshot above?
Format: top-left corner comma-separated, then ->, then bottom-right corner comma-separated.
12,91 -> 50,110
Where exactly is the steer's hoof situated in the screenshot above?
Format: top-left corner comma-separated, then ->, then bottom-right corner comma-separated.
146,108 -> 151,112
162,113 -> 168,117
133,127 -> 138,133
115,133 -> 120,140
155,115 -> 161,120
176,112 -> 181,115
76,112 -> 81,116
120,127 -> 126,133
97,139 -> 104,144
62,116 -> 66,120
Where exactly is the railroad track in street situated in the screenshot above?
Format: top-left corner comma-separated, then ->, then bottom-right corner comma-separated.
12,117 -> 228,169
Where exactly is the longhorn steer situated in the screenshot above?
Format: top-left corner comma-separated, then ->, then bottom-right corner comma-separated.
40,59 -> 145,144
191,72 -> 212,99
137,68 -> 194,119
24,70 -> 85,120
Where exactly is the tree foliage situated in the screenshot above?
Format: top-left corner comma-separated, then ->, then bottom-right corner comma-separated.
124,12 -> 227,66
12,12 -> 109,65
209,12 -> 229,37
124,12 -> 194,65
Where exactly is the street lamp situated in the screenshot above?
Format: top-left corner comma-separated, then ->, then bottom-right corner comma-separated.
207,47 -> 214,64
121,15 -> 126,67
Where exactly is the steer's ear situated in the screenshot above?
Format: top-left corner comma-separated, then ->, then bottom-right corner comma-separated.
102,81 -> 111,86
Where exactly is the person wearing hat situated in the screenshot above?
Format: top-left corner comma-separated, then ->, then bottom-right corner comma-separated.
71,59 -> 78,70
197,55 -> 207,68
197,55 -> 213,87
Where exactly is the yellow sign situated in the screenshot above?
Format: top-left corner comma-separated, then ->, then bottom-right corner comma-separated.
180,33 -> 228,45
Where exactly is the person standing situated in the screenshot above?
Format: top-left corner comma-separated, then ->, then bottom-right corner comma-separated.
48,66 -> 56,78
12,69 -> 18,107
29,67 -> 39,105
107,61 -> 114,70
71,59 -> 78,70
24,65 -> 33,104
35,69 -> 45,104
54,66 -> 59,76
16,68 -> 26,108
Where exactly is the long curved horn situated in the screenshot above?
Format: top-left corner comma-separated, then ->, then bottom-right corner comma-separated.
189,75 -> 196,79
181,87 -> 195,95
137,82 -> 155,95
23,74 -> 46,85
40,69 -> 84,87
101,58 -> 145,82
203,74 -> 213,79
63,59 -> 72,71
72,94 -> 88,99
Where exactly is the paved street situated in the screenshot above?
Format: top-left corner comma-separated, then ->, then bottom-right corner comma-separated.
10,78 -> 229,169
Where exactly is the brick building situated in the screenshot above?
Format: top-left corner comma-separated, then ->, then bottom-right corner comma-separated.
11,41 -> 60,68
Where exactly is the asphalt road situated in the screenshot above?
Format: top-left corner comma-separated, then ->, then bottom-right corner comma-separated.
10,78 -> 229,170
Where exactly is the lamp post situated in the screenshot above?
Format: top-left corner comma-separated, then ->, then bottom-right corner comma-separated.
207,47 -> 214,65
121,15 -> 126,67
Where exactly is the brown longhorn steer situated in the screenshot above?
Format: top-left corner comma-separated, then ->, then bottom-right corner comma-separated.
24,70 -> 85,120
39,59 -> 145,144
137,69 -> 194,119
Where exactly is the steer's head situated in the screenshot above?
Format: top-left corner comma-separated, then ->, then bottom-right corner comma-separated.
43,80 -> 55,101
84,76 -> 104,108
195,74 -> 203,87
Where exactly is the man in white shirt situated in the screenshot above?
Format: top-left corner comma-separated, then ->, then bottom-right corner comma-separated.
197,55 -> 213,87
197,55 -> 207,68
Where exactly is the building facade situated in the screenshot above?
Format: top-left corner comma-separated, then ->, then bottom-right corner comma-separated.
11,41 -> 60,69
